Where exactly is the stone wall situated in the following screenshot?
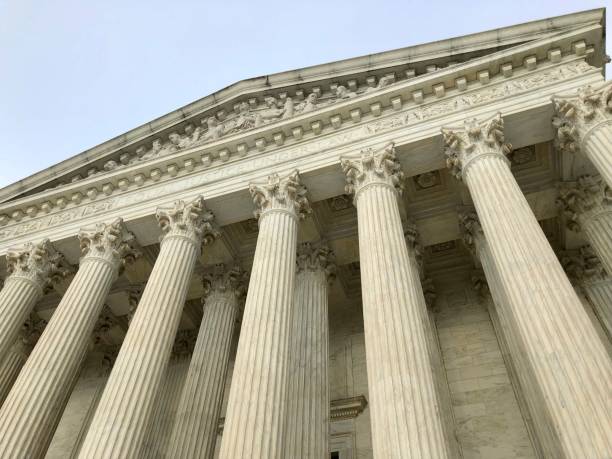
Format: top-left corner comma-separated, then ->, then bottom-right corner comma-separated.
434,280 -> 536,459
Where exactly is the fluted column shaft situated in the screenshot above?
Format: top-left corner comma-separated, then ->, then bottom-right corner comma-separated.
584,126 -> 612,187
583,280 -> 612,344
167,265 -> 244,459
79,197 -> 218,458
446,114 -> 612,458
583,214 -> 612,275
0,219 -> 136,458
0,343 -> 26,408
219,170 -> 309,458
341,144 -> 448,458
286,243 -> 333,459
0,239 -> 63,362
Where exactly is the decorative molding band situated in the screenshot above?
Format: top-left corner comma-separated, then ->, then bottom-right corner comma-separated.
0,58 -> 598,250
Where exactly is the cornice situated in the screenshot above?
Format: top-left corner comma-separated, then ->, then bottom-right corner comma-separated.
0,54 -> 601,253
0,11 -> 604,203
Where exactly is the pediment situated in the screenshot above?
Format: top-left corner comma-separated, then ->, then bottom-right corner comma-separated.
0,8 -> 605,204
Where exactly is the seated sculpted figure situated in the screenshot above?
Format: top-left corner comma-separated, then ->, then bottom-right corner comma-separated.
201,116 -> 225,141
255,96 -> 285,126
296,92 -> 318,114
226,102 -> 257,133
335,85 -> 357,100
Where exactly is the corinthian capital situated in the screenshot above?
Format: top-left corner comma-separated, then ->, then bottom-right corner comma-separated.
442,113 -> 512,180
6,239 -> 67,294
458,211 -> 484,255
79,218 -> 140,272
156,196 -> 220,247
249,170 -> 311,221
557,175 -> 611,231
559,245 -> 608,284
340,142 -> 405,197
552,82 -> 612,152
202,264 -> 248,301
471,269 -> 490,298
404,222 -> 424,276
172,329 -> 198,357
296,242 -> 336,283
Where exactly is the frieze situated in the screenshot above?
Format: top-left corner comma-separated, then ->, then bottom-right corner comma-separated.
0,59 -> 595,245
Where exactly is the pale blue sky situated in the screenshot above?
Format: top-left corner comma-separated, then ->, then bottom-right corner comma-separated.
0,0 -> 609,188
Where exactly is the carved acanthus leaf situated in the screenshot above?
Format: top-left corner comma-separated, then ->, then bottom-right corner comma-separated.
559,245 -> 608,284
552,81 -> 612,153
202,264 -> 248,301
249,170 -> 311,220
172,329 -> 198,357
156,196 -> 220,247
92,305 -> 118,345
471,269 -> 490,297
421,277 -> 436,309
442,113 -> 512,180
6,239 -> 68,293
458,211 -> 484,254
556,175 -> 611,231
296,242 -> 336,283
341,142 -> 405,196
404,222 -> 424,276
79,218 -> 140,272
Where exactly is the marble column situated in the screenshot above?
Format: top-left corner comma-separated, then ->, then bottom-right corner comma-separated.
79,196 -> 219,458
0,218 -> 138,458
340,144 -> 449,458
285,242 -> 335,459
168,264 -> 246,459
553,81 -> 612,187
218,170 -> 310,459
461,219 -> 546,456
0,315 -> 46,406
557,174 -> 612,274
443,114 -> 612,458
0,239 -> 64,362
141,330 -> 196,458
560,245 -> 612,346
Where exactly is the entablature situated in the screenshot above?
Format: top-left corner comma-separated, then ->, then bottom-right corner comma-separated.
1,12 -> 604,204
0,50 -> 602,258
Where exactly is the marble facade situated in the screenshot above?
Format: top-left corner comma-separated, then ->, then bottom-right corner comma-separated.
0,9 -> 611,458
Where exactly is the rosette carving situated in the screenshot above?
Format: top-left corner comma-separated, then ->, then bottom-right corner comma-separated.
6,239 -> 68,294
442,113 -> 512,180
557,175 -> 611,231
295,242 -> 336,283
202,264 -> 248,302
79,218 -> 140,272
340,142 -> 405,196
249,170 -> 310,220
156,196 -> 220,247
552,81 -> 612,153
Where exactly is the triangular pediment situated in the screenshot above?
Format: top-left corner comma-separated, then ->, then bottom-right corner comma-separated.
0,8 -> 606,204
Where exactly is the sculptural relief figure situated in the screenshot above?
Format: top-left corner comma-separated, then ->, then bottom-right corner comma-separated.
282,97 -> 295,119
336,85 -> 357,100
141,138 -> 164,160
256,96 -> 285,125
103,160 -> 119,172
365,75 -> 394,93
227,102 -> 258,133
296,92 -> 318,114
201,116 -> 225,142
